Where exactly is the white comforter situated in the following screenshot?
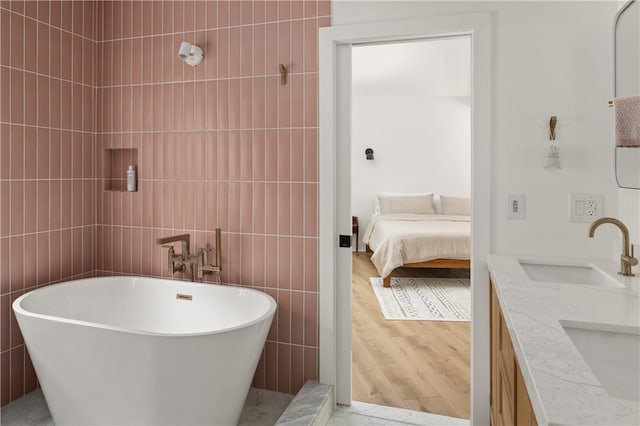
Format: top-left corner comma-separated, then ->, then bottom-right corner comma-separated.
362,214 -> 471,278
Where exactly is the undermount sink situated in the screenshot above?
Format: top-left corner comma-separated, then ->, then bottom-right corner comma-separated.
560,320 -> 640,401
518,260 -> 623,287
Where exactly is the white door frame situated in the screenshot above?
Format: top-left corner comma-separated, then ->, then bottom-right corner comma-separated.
318,14 -> 492,425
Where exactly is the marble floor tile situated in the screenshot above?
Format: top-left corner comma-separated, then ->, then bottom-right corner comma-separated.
1,388 -> 293,426
328,401 -> 470,426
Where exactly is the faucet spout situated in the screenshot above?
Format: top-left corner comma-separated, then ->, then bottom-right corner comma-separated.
156,234 -> 191,255
588,217 -> 637,277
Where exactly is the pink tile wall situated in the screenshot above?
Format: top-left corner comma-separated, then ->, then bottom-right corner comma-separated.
0,1 -> 97,406
96,1 -> 330,396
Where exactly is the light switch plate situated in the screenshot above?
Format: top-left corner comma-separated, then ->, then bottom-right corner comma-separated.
507,194 -> 526,219
570,193 -> 603,222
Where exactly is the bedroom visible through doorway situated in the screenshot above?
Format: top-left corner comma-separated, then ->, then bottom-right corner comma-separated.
350,36 -> 472,419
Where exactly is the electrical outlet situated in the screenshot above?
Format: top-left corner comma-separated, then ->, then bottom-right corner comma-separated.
570,193 -> 603,222
507,194 -> 526,219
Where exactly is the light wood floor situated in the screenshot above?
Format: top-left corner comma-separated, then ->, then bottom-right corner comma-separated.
351,252 -> 471,419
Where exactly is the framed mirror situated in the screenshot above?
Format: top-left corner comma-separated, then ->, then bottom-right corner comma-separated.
614,0 -> 640,189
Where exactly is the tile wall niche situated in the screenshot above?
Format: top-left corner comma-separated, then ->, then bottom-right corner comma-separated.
94,0 -> 330,396
0,1 -> 97,406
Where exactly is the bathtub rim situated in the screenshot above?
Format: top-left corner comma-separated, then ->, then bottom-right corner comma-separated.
12,276 -> 277,338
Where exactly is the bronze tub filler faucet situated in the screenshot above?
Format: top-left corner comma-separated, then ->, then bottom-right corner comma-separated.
156,228 -> 222,282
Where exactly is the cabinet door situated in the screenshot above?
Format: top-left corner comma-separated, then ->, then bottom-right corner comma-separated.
516,365 -> 537,426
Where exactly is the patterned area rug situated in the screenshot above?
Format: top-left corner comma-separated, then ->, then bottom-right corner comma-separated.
369,277 -> 471,321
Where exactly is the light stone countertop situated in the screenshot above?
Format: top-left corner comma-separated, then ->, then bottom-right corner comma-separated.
488,254 -> 640,426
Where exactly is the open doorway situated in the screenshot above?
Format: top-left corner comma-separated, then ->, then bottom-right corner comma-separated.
350,36 -> 472,419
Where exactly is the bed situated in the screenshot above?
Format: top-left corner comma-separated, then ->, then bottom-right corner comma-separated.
361,194 -> 471,288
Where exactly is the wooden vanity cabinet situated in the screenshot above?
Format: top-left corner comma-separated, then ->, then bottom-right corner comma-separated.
490,281 -> 537,426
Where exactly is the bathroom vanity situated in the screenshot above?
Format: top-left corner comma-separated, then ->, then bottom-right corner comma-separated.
488,254 -> 640,426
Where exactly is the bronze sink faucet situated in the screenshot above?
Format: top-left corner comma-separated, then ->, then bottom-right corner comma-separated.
588,217 -> 638,277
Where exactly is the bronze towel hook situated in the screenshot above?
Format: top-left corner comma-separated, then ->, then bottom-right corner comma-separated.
279,64 -> 287,85
549,116 -> 557,140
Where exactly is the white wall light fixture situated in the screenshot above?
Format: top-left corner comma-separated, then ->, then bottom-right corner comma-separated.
177,42 -> 203,67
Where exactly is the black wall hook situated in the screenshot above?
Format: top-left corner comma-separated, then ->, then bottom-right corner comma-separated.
365,148 -> 374,160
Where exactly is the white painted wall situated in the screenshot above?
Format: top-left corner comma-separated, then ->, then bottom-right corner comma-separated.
351,40 -> 471,250
335,0 -> 622,259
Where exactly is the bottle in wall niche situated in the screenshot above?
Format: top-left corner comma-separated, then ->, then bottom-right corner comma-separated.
127,165 -> 137,192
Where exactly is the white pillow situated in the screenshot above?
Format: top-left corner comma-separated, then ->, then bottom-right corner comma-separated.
378,193 -> 436,215
440,195 -> 471,216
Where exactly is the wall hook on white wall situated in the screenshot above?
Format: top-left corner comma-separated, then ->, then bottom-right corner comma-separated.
549,116 -> 557,140
365,148 -> 374,160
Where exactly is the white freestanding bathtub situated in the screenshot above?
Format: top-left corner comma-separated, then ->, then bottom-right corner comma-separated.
12,277 -> 276,426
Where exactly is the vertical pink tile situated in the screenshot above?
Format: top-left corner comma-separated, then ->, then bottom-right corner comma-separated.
10,346 -> 24,401
36,181 -> 49,232
277,343 -> 291,394
264,341 -> 278,391
35,128 -> 50,179
36,23 -> 49,75
291,19 -> 303,72
10,182 -> 24,236
9,12 -> 24,69
304,183 -> 318,237
290,75 -> 303,128
239,131 -> 252,181
277,130 -> 290,181
10,70 -> 23,125
216,27 -> 229,79
205,81 -> 217,130
241,26 -> 253,78
304,292 -> 318,347
304,18 -> 318,72
277,290 -> 291,343
303,347 -> 318,383
318,1 -> 331,16
0,70 -> 9,124
276,232 -> 290,283
303,132 -> 318,182
228,80 -> 240,130
24,17 -> 37,72
49,180 -> 60,230
240,78 -> 253,129
37,232 -> 49,285
278,0 -> 291,21
252,234 -> 265,287
191,81 -> 206,130
37,76 -> 49,127
291,345 -> 304,394
292,1 -> 304,19
24,127 -> 37,179
265,23 -> 277,76
9,236 -> 23,291
183,83 -> 195,130
291,129 -> 304,181
49,230 -> 60,282
1,350 -> 9,406
254,0 -> 266,24
265,235 -> 277,287
229,27 -> 241,78
24,182 -> 37,234
0,239 -> 9,294
240,234 -> 252,286
228,182 -> 240,232
291,237 -> 304,290
240,182 -> 253,233
253,24 -> 265,76
252,182 -> 265,234
217,80 -> 229,130
304,74 -> 318,127
265,1 -> 278,23
291,290 -> 304,343
265,77 -> 278,129
291,183 -> 304,236
142,37 -> 152,84
253,131 -> 266,181
264,130 -> 278,181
